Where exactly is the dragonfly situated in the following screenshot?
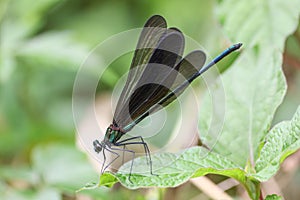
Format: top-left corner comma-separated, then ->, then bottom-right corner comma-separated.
93,15 -> 242,181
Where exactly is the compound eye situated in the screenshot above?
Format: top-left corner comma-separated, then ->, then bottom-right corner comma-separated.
93,140 -> 102,153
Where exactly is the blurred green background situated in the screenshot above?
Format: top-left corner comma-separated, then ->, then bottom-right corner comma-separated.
0,0 -> 299,199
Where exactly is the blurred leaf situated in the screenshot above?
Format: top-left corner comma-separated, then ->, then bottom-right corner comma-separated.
0,20 -> 22,83
16,32 -> 96,71
0,0 -> 9,21
254,106 -> 300,181
2,190 -> 34,200
0,166 -> 38,185
286,33 -> 300,59
31,143 -> 97,190
0,0 -> 62,82
1,1 -> 300,200
32,188 -> 60,200
151,0 -> 216,47
3,0 -> 61,36
1,187 -> 60,200
45,1 -> 132,46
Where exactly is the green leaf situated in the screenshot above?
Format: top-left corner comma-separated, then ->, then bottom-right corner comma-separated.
99,172 -> 118,187
218,0 -> 300,51
97,147 -> 260,200
198,0 -> 300,167
199,47 -> 287,166
265,194 -> 283,200
254,106 -> 300,181
77,172 -> 118,191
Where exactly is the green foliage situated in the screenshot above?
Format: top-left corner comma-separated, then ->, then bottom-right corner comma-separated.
254,106 -> 300,181
0,144 -> 104,200
1,0 -> 300,200
265,194 -> 283,200
92,0 -> 300,200
96,105 -> 299,198
202,0 -> 300,166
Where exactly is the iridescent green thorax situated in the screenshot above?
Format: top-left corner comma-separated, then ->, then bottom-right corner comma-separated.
104,125 -> 124,144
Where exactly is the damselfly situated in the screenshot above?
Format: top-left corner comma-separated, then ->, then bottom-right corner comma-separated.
93,15 -> 242,181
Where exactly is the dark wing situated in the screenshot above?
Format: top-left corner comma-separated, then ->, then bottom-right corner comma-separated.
114,15 -> 167,118
155,50 -> 206,108
114,29 -> 185,131
128,50 -> 207,126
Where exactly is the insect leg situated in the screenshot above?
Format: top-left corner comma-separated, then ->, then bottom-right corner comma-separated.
116,138 -> 155,176
101,147 -> 120,173
109,146 -> 135,183
117,136 -> 150,165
